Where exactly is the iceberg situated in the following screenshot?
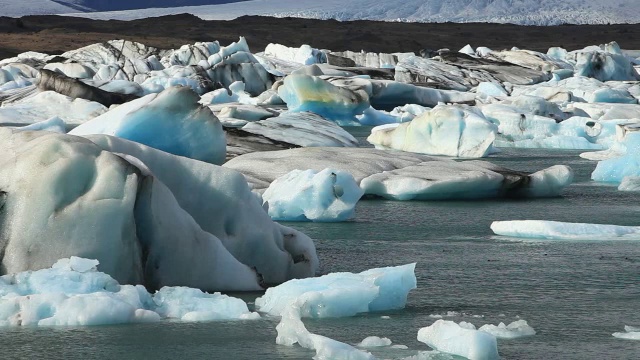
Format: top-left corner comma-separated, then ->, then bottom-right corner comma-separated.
478,320 -> 536,339
70,86 -> 227,164
255,264 -> 416,360
491,220 -> 640,240
278,74 -> 369,125
357,336 -> 393,348
613,326 -> 640,341
262,168 -> 364,222
241,112 -> 359,147
224,147 -> 573,199
0,129 -> 318,290
0,257 -> 259,327
367,104 -> 498,158
263,43 -> 326,65
591,133 -> 640,184
417,320 -> 499,360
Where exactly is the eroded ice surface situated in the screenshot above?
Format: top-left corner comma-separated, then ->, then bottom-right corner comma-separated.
224,147 -> 573,200
491,220 -> 640,240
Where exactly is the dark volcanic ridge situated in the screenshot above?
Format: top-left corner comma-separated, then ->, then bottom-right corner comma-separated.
0,14 -> 639,60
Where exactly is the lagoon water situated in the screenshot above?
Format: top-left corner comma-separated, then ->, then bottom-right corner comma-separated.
1,129 -> 638,359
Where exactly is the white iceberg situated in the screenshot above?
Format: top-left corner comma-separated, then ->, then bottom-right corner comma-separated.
613,326 -> 640,340
357,336 -> 393,347
367,104 -> 498,158
478,320 -> 536,339
262,168 -> 364,222
417,320 -> 499,360
491,220 -> 640,240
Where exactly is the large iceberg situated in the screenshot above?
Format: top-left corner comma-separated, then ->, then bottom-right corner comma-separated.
417,320 -> 499,360
224,147 -> 573,200
255,263 -> 416,360
262,168 -> 363,222
491,220 -> 640,240
0,129 -> 318,290
0,257 -> 259,327
70,86 -> 227,164
367,104 -> 498,158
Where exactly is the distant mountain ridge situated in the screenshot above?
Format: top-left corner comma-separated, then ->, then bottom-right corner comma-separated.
1,0 -> 640,26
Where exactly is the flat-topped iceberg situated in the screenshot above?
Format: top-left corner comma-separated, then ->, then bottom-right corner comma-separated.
491,220 -> 640,240
224,147 -> 573,200
262,168 -> 364,222
367,104 -> 498,158
0,257 -> 259,327
613,326 -> 640,341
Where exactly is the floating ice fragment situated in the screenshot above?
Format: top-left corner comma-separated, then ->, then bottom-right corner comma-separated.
357,336 -> 392,347
491,220 -> 640,240
417,320 -> 499,360
478,320 -> 536,339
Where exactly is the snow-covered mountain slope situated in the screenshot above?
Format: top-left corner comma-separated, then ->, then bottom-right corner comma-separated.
0,0 -> 91,17
0,0 -> 243,17
63,0 -> 640,25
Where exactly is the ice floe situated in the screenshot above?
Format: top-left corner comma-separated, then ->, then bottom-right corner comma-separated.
491,220 -> 640,240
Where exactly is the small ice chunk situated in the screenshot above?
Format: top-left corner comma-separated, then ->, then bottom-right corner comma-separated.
358,336 -> 392,347
618,176 -> 640,191
52,256 -> 99,273
478,320 -> 536,339
418,320 -> 499,360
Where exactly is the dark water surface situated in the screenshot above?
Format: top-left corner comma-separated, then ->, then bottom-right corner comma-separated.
0,142 -> 638,359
